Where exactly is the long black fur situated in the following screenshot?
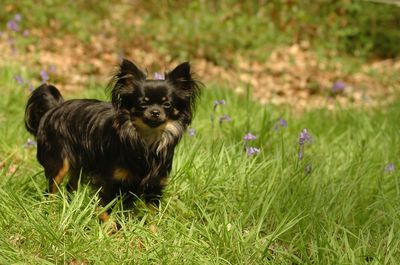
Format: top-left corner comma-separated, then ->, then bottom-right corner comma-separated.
25,58 -> 201,215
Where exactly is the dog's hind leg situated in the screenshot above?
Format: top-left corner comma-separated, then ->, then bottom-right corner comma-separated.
45,158 -> 70,194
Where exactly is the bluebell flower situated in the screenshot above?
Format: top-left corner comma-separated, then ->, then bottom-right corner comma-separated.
14,75 -> 24,85
188,128 -> 196,137
153,72 -> 164,80
213,99 -> 226,110
298,128 -> 312,160
40,69 -> 49,83
243,132 -> 257,141
14,13 -> 22,22
246,147 -> 260,156
274,118 -> 288,130
219,114 -> 232,124
332,81 -> 346,94
299,129 -> 312,146
7,20 -> 19,32
23,138 -> 37,149
384,163 -> 395,173
279,118 -> 288,128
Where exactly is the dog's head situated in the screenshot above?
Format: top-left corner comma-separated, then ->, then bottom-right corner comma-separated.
110,59 -> 200,140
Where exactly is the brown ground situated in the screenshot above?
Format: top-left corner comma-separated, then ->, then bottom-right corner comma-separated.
1,30 -> 399,111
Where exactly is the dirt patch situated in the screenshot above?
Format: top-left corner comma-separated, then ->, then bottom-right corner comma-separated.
0,30 -> 399,111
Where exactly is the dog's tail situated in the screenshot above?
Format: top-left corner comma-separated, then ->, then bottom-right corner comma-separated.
25,84 -> 64,136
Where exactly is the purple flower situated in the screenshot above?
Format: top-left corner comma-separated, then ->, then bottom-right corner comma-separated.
243,132 -> 257,141
274,118 -> 288,130
14,13 -> 22,22
332,81 -> 346,93
40,69 -> 49,83
153,72 -> 164,80
14,75 -> 24,85
7,20 -> 19,32
213,99 -> 226,110
219,114 -> 232,124
23,29 -> 29,37
23,138 -> 37,149
188,128 -> 196,137
279,118 -> 288,128
246,147 -> 260,156
299,129 -> 312,146
384,163 -> 395,173
298,128 -> 312,160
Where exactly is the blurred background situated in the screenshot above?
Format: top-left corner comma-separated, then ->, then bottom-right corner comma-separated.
1,0 -> 399,110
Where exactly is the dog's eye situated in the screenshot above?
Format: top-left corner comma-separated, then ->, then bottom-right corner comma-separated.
139,103 -> 147,110
163,102 -> 172,109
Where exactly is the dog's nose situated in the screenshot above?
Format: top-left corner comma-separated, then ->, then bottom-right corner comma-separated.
151,110 -> 160,118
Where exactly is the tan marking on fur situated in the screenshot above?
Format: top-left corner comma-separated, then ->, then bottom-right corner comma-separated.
132,118 -> 166,146
98,211 -> 110,223
50,158 -> 69,193
112,168 -> 130,182
164,121 -> 181,136
173,108 -> 179,116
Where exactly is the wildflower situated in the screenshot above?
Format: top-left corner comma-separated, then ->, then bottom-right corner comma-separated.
23,138 -> 37,149
243,132 -> 257,141
278,118 -> 288,128
213,99 -> 225,110
384,163 -> 395,173
14,75 -> 24,85
219,114 -> 232,124
332,81 -> 346,94
7,20 -> 19,32
40,69 -> 49,83
14,13 -> 22,22
246,146 -> 260,156
274,118 -> 288,130
23,29 -> 29,37
299,128 -> 312,146
188,128 -> 196,137
153,72 -> 164,80
298,128 -> 312,160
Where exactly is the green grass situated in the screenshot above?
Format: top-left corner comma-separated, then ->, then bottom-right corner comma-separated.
0,63 -> 399,264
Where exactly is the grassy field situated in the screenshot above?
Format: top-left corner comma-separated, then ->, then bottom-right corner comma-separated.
0,62 -> 399,264
1,1 -> 400,264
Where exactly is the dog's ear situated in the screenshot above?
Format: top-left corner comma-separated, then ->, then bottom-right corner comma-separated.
166,62 -> 200,95
111,59 -> 146,108
119,59 -> 146,81
166,62 -> 201,114
166,62 -> 191,83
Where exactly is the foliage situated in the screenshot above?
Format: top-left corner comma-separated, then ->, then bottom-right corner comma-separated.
1,0 -> 399,66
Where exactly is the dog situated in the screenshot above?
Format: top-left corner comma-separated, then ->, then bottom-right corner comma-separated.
24,59 -> 201,222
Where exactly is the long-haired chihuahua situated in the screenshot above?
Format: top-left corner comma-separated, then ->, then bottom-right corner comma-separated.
25,59 -> 201,222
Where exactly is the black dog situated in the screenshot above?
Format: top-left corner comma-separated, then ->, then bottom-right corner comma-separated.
25,59 -> 200,221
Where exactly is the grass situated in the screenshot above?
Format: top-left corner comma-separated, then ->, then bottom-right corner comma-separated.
0,62 -> 399,264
